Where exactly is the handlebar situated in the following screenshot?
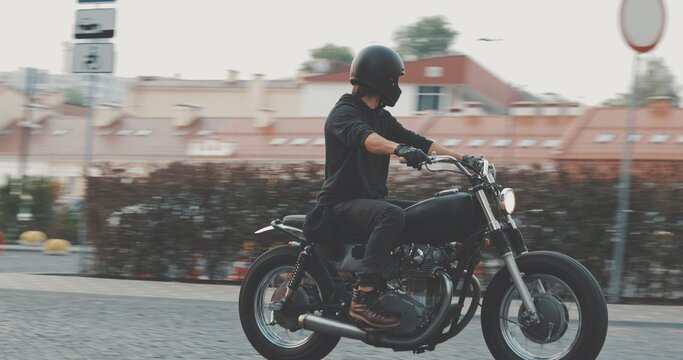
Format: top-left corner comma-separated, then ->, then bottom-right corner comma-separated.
397,154 -> 495,182
398,155 -> 476,177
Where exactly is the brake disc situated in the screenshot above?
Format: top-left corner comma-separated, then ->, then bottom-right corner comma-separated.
518,292 -> 569,344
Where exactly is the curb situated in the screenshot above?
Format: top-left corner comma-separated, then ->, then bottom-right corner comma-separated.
0,244 -> 92,253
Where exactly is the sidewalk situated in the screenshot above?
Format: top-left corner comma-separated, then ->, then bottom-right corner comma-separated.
0,272 -> 681,326
0,244 -> 92,253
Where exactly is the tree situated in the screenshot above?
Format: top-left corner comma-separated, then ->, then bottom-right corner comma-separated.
64,87 -> 85,106
301,43 -> 354,73
393,16 -> 458,59
602,57 -> 680,107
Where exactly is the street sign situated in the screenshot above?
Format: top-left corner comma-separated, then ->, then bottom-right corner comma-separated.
78,0 -> 115,3
72,43 -> 114,73
620,0 -> 666,53
75,9 -> 116,39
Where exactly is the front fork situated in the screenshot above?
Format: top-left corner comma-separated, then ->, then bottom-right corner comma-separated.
475,190 -> 541,323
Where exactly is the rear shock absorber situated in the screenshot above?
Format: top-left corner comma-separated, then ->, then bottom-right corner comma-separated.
285,244 -> 313,300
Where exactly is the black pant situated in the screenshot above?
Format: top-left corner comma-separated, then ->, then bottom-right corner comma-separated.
330,198 -> 412,287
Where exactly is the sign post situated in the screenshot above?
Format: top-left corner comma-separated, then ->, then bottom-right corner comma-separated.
610,0 -> 666,303
72,43 -> 114,73
73,0 -> 117,273
75,8 -> 116,39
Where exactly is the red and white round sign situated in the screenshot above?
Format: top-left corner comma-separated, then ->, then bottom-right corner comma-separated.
620,0 -> 666,53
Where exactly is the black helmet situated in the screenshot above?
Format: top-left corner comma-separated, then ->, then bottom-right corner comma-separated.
350,45 -> 405,107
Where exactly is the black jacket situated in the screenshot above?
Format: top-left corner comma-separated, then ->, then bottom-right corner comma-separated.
303,94 -> 432,241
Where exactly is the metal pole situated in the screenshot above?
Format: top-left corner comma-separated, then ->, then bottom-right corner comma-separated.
609,53 -> 640,303
78,73 -> 96,273
18,68 -> 35,185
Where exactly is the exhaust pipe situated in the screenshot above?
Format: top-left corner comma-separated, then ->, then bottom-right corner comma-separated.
298,271 -> 453,349
298,314 -> 368,341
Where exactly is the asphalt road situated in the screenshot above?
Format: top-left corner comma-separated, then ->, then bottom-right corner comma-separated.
0,251 -> 681,359
0,279 -> 681,359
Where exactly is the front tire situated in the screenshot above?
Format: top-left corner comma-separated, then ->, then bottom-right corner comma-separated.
239,246 -> 340,360
481,251 -> 608,360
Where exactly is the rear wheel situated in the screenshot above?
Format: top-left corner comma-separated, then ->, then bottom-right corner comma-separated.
239,247 -> 340,360
481,251 -> 608,360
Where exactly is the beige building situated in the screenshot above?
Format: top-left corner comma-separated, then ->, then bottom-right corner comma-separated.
0,83 -> 27,130
123,72 -> 302,125
121,55 -> 531,124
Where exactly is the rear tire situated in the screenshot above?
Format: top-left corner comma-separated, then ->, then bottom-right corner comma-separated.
239,246 -> 340,360
481,251 -> 608,360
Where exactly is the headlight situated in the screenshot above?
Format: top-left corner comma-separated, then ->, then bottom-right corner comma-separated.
498,188 -> 516,214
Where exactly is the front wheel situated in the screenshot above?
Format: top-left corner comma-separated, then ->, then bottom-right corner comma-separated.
239,246 -> 340,360
481,251 -> 608,360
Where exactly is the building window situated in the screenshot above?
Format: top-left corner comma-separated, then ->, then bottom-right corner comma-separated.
542,139 -> 562,148
0,129 -> 14,136
269,137 -> 288,145
290,138 -> 310,146
650,134 -> 671,143
676,135 -> 683,144
30,129 -> 44,136
517,139 -> 538,148
313,138 -> 325,146
442,139 -> 461,147
417,86 -> 443,111
116,129 -> 134,136
627,134 -> 642,143
594,134 -> 615,143
467,139 -> 487,147
196,129 -> 214,137
52,129 -> 70,136
424,67 -> 443,78
174,129 -> 192,136
492,139 -> 512,147
134,129 -> 153,136
186,139 -> 237,156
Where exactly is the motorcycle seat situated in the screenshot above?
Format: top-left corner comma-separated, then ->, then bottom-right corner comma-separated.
282,215 -> 306,229
282,214 -> 364,243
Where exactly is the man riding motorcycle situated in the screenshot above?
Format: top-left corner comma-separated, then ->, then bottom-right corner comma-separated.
302,44 -> 479,328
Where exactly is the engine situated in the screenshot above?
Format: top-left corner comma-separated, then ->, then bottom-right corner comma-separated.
377,244 -> 449,336
328,242 -> 451,336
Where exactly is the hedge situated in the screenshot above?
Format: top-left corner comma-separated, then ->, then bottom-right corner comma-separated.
86,161 -> 683,300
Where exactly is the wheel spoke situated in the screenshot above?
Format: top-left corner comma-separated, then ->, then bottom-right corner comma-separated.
253,266 -> 320,349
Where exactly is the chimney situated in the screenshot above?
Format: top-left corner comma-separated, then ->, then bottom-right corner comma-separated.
94,103 -> 124,127
463,101 -> 484,116
171,103 -> 203,127
227,69 -> 239,83
250,73 -> 265,116
62,42 -> 73,75
648,96 -> 673,110
510,101 -> 537,116
254,108 -> 275,128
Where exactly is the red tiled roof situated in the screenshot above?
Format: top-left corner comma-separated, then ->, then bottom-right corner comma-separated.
304,55 -> 524,107
556,106 -> 683,161
2,104 -> 682,164
420,115 -> 576,163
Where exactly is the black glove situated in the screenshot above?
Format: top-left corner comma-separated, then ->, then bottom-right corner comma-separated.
394,144 -> 431,169
462,155 -> 483,170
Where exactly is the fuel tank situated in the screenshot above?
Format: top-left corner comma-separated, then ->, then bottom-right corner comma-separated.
401,191 -> 482,245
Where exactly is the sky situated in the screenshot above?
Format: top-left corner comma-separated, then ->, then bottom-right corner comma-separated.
0,0 -> 681,106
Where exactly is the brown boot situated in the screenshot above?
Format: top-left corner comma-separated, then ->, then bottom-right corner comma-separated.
349,288 -> 400,329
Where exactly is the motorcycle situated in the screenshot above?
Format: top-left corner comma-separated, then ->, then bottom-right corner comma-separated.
239,155 -> 608,360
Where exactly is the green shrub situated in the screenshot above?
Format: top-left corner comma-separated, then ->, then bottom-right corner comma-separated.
86,162 -> 683,298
